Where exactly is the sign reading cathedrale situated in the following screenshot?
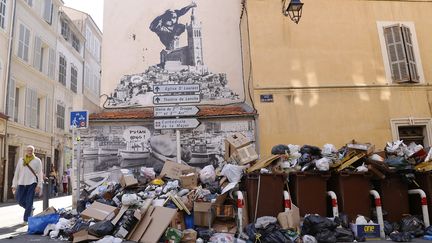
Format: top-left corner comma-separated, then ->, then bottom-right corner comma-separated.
102,0 -> 245,107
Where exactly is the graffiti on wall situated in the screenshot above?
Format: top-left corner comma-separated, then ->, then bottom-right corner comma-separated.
79,119 -> 254,182
103,0 -> 244,107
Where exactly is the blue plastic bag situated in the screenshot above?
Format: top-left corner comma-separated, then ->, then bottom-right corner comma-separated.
28,213 -> 60,234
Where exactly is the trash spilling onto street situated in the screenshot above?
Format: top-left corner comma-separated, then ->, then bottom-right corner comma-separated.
29,134 -> 432,242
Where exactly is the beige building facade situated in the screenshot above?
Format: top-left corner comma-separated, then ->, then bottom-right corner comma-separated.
242,0 -> 432,156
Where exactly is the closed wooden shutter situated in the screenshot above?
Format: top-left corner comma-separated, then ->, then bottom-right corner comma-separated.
33,36 -> 42,71
46,97 -> 52,132
384,25 -> 410,82
25,88 -> 31,126
7,78 -> 15,117
401,25 -> 419,82
48,48 -> 56,79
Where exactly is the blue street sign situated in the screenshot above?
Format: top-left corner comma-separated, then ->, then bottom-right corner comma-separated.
70,110 -> 89,129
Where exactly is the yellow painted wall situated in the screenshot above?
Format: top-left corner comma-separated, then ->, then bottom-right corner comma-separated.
244,0 -> 432,156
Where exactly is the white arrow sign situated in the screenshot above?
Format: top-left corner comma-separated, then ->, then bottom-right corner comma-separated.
154,106 -> 200,117
154,84 -> 200,93
154,118 -> 200,129
153,94 -> 200,104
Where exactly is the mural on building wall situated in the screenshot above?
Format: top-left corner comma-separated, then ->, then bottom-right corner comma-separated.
103,1 -> 244,107
79,120 -> 254,183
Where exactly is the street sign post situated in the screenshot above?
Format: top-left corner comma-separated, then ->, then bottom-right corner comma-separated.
154,84 -> 200,93
154,106 -> 200,117
154,118 -> 200,130
70,110 -> 89,129
153,94 -> 200,104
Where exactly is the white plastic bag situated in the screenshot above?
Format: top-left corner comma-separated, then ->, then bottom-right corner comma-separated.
199,165 -> 216,184
221,164 -> 244,183
355,215 -> 368,224
140,167 -> 156,180
121,193 -> 139,206
315,158 -> 331,171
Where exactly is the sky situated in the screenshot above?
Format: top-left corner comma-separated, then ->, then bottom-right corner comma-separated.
63,0 -> 104,31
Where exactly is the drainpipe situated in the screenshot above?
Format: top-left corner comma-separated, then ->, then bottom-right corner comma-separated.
3,0 -> 17,202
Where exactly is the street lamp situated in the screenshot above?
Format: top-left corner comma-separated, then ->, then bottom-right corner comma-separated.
282,0 -> 304,24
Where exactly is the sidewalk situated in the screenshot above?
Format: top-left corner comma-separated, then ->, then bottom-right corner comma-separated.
0,195 -> 72,241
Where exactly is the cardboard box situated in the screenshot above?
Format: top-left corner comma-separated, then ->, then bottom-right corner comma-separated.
81,201 -> 118,221
73,230 -> 100,243
224,132 -> 253,160
179,169 -> 198,190
212,219 -> 237,234
160,160 -> 194,180
214,205 -> 235,218
234,144 -> 259,165
35,206 -> 56,217
347,142 -> 375,155
277,204 -> 300,230
193,202 -> 215,227
350,223 -> 381,240
120,174 -> 138,188
128,206 -> 177,243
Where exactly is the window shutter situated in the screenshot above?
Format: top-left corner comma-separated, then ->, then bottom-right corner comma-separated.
7,78 -> 15,117
46,97 -> 52,132
24,27 -> 30,62
43,0 -> 53,24
25,88 -> 31,126
384,25 -> 410,83
48,48 -> 55,79
18,25 -> 25,59
31,90 -> 38,128
33,36 -> 42,71
401,25 -> 419,83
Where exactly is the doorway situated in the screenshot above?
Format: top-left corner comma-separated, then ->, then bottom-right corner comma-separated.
7,146 -> 17,200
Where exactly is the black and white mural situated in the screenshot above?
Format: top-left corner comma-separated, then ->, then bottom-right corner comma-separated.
102,1 -> 245,107
80,119 -> 254,181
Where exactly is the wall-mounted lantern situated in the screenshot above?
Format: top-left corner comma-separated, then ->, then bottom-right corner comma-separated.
282,0 -> 304,24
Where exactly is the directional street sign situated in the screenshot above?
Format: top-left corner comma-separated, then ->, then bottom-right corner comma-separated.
70,110 -> 89,129
153,94 -> 201,104
154,84 -> 200,94
154,106 -> 200,117
154,118 -> 200,130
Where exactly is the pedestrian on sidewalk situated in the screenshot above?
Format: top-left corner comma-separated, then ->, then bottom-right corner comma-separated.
62,171 -> 68,195
11,145 -> 43,223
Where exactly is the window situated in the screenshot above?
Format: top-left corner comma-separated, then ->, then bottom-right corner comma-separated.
61,20 -> 69,40
378,22 -> 424,84
72,34 -> 80,52
58,54 -> 66,85
56,103 -> 65,130
71,65 -> 77,93
43,0 -> 52,24
33,36 -> 42,71
25,88 -> 38,128
0,0 -> 6,29
391,118 -> 432,148
18,24 -> 30,62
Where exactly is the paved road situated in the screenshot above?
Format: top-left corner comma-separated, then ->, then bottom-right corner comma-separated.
0,195 -> 72,242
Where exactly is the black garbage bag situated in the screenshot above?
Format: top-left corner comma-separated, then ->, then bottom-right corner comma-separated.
384,220 -> 395,236
301,215 -> 338,236
196,227 -> 214,242
400,215 -> 425,237
335,227 -> 354,242
300,145 -> 322,156
299,153 -> 313,166
389,231 -> 413,242
271,144 -> 290,155
334,213 -> 350,229
246,223 -> 293,243
88,220 -> 115,237
315,229 -> 337,243
76,199 -> 88,213
204,181 -> 221,194
425,226 -> 432,236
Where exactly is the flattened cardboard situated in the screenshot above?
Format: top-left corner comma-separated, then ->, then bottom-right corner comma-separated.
35,206 -> 56,216
128,206 -> 154,242
73,230 -> 100,243
171,211 -> 186,230
81,201 -> 118,221
160,161 -> 194,180
120,174 -> 138,188
212,219 -> 237,234
111,205 -> 130,225
180,169 -> 198,189
247,154 -> 281,173
140,206 -> 177,243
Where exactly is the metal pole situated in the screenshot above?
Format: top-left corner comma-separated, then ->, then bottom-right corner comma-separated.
42,180 -> 49,210
176,129 -> 181,163
76,130 -> 81,201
